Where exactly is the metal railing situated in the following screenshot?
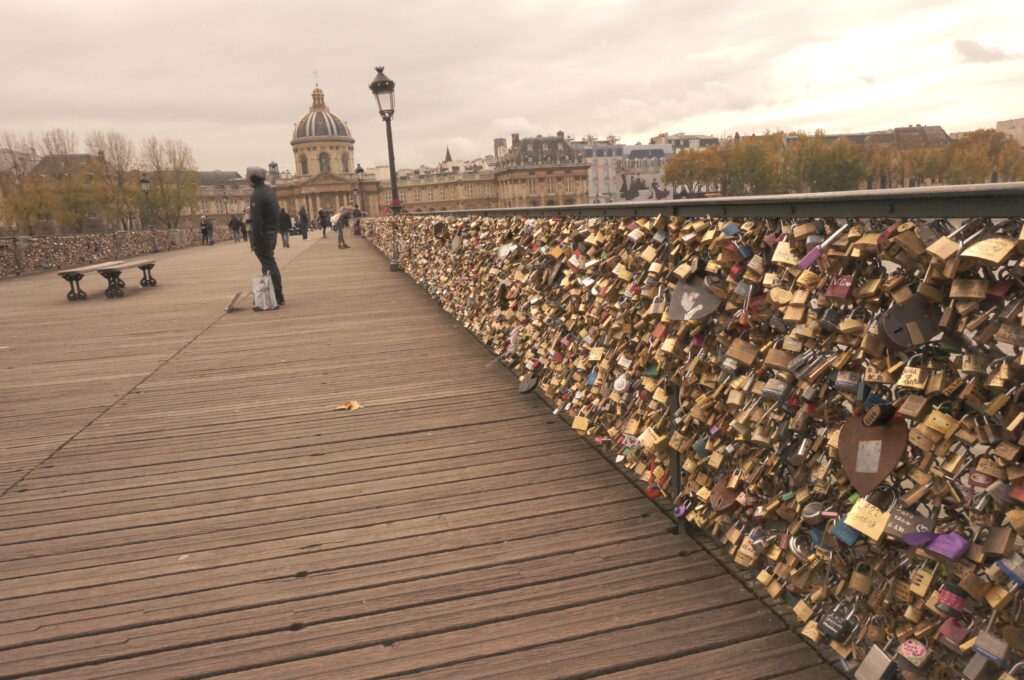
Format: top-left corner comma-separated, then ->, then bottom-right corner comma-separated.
428,181 -> 1024,219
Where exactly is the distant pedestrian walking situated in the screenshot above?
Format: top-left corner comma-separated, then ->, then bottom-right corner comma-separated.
352,206 -> 362,236
298,206 -> 310,240
229,215 -> 242,242
278,207 -> 291,248
319,209 -> 330,238
247,166 -> 284,305
200,215 -> 213,245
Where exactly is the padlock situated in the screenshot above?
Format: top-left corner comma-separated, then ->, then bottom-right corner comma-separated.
849,562 -> 874,596
818,598 -> 860,642
863,614 -> 888,645
896,636 -> 931,668
855,638 -> 898,680
975,607 -> 1011,666
936,581 -> 970,617
938,612 -> 975,651
985,525 -> 1017,560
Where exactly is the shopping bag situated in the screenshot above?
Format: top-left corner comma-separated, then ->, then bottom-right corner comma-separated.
252,273 -> 278,311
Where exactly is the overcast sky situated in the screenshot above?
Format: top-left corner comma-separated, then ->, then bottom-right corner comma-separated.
2,0 -> 1022,176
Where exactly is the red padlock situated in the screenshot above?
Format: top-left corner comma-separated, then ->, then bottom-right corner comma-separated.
826,274 -> 855,302
937,614 -> 973,651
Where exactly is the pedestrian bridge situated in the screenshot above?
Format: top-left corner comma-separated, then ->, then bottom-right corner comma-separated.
0,234 -> 836,679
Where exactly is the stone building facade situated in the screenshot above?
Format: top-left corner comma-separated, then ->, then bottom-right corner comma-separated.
493,132 -> 589,208
374,155 -> 499,213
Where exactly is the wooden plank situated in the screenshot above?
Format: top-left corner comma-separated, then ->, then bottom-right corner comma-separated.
398,629 -> 824,680
13,576 -> 754,679
0,550 -> 718,676
0,514 -> 673,632
0,467 -> 630,570
0,531 -> 682,648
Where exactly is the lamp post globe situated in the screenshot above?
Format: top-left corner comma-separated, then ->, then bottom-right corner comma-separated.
369,66 -> 395,120
369,66 -> 402,271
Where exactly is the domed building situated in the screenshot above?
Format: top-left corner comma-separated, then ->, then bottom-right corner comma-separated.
291,86 -> 354,177
273,84 -> 381,218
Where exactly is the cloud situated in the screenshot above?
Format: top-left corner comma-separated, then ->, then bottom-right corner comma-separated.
954,39 -> 1014,62
1,1 -> 1022,172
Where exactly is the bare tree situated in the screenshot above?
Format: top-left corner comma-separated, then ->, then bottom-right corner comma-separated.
0,130 -> 43,234
141,136 -> 199,229
87,130 -> 137,230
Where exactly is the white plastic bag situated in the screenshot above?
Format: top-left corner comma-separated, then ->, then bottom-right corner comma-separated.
251,273 -> 278,311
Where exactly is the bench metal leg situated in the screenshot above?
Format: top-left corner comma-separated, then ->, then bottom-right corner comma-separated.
100,270 -> 125,298
60,273 -> 87,301
139,264 -> 157,287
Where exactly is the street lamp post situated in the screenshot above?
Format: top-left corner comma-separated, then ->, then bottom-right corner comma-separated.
139,173 -> 155,251
222,191 -> 229,219
369,66 -> 402,272
354,164 -> 365,213
139,174 -> 151,229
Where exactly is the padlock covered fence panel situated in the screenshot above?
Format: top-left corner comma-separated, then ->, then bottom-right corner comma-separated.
0,226 -> 234,277
364,183 -> 1024,677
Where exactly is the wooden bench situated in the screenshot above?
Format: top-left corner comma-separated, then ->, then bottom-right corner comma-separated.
96,259 -> 157,298
57,260 -> 124,301
56,259 -> 157,301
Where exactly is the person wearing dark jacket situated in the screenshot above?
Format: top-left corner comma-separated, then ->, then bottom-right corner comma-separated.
298,206 -> 310,240
200,215 -> 213,245
278,207 -> 291,248
248,166 -> 284,305
337,207 -> 351,249
228,215 -> 242,242
352,206 -> 362,236
318,209 -> 329,238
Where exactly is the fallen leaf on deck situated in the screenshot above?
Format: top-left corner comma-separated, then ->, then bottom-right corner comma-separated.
332,401 -> 363,411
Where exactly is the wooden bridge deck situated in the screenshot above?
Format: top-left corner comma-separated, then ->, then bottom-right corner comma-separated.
0,234 -> 838,679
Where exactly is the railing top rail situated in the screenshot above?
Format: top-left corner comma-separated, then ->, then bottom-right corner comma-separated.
427,182 -> 1024,219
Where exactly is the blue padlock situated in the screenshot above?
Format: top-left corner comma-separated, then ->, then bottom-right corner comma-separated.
831,515 -> 863,546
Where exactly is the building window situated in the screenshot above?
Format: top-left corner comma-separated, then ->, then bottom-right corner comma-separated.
300,155 -> 308,175
428,189 -> 434,201
318,153 -> 331,173
415,189 -> 421,202
466,184 -> 473,198
528,179 -> 537,195
565,177 -> 572,193
546,178 -> 555,194
341,152 -> 350,173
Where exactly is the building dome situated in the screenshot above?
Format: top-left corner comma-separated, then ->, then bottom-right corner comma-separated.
292,86 -> 353,142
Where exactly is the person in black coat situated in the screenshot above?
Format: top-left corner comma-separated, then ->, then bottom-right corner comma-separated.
298,206 -> 309,240
200,215 -> 213,245
248,166 -> 284,305
318,209 -> 329,238
228,215 -> 242,242
278,207 -> 291,248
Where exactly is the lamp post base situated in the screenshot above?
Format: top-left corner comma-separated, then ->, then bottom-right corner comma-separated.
389,261 -> 401,272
